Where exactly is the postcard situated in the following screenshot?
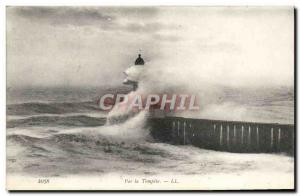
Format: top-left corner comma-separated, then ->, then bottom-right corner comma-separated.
6,6 -> 295,190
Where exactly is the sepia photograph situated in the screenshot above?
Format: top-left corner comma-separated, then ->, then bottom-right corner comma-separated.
6,6 -> 295,190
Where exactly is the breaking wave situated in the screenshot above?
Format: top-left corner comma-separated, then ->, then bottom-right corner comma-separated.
7,115 -> 106,128
7,101 -> 102,116
6,86 -> 294,178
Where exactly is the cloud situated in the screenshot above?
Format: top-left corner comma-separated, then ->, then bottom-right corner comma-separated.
197,42 -> 241,53
152,33 -> 181,42
6,7 -> 294,88
218,6 -> 293,17
124,22 -> 175,33
9,6 -> 179,39
12,7 -> 114,26
99,7 -> 159,18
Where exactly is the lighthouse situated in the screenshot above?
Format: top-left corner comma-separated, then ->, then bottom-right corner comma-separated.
123,54 -> 145,91
135,54 -> 145,65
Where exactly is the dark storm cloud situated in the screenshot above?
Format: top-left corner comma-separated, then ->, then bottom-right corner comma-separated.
98,7 -> 160,18
13,7 -> 115,27
10,6 -> 179,37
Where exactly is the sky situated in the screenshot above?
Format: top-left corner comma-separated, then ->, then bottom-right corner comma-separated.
6,6 -> 294,88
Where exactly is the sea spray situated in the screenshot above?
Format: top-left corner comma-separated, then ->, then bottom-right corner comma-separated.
101,111 -> 150,142
106,90 -> 142,124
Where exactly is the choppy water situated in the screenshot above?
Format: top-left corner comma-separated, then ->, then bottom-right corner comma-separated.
6,86 -> 294,178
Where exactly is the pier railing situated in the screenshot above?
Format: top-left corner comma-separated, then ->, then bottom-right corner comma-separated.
148,117 -> 294,155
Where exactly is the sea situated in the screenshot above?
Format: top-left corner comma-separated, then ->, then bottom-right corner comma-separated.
6,86 -> 295,189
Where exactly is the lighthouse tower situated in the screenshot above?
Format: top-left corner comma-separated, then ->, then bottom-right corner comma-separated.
123,54 -> 145,91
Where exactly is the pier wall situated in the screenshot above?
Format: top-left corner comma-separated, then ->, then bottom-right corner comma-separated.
148,117 -> 294,155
